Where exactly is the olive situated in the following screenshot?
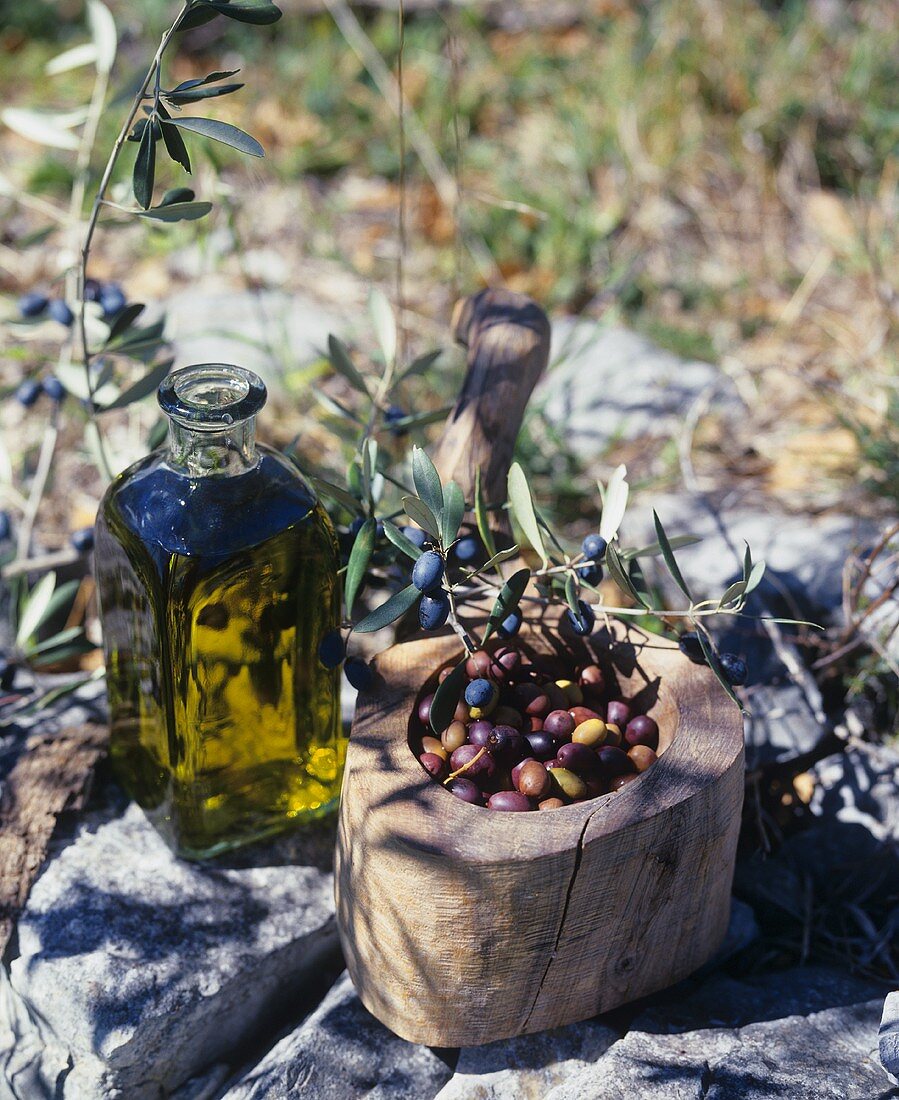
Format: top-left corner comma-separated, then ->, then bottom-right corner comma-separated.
543,709 -> 576,740
606,700 -> 631,728
453,698 -> 469,723
719,653 -> 748,687
569,705 -> 602,726
70,527 -> 95,553
597,745 -> 633,778
513,683 -> 550,717
584,776 -> 606,799
628,745 -> 658,772
48,299 -> 74,327
492,647 -> 522,679
528,716 -> 545,733
582,533 -> 607,561
318,629 -> 345,669
511,757 -> 537,788
498,611 -> 522,637
566,599 -> 595,636
412,550 -> 444,593
492,705 -> 523,729
420,752 -> 447,779
42,376 -> 66,402
18,291 -> 48,318
525,731 -> 556,761
400,525 -> 427,550
678,631 -> 706,664
555,679 -> 583,705
465,650 -> 494,679
441,720 -> 468,754
447,777 -> 482,804
549,767 -> 587,800
603,722 -> 623,747
542,682 -> 569,713
449,743 -> 495,781
625,715 -> 659,749
417,693 -> 435,724
453,535 -> 481,564
344,658 -> 373,691
487,791 -> 532,812
610,773 -> 639,792
438,666 -> 454,683
419,592 -> 450,630
556,742 -> 600,775
486,725 -> 527,763
538,797 -> 566,811
579,663 -> 605,693
572,718 -> 607,747
421,735 -> 447,760
465,678 -> 497,708
468,720 -> 494,748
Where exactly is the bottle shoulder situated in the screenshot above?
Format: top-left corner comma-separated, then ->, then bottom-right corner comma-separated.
101,446 -> 334,562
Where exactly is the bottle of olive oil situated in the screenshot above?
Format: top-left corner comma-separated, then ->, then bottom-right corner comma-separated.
95,364 -> 344,859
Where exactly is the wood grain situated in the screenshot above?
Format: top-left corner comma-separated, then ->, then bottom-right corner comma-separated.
0,722 -> 107,958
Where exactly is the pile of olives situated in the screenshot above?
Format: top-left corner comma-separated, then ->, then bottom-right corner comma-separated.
413,646 -> 661,811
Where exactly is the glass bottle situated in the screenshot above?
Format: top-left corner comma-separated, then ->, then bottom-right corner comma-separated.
94,363 -> 344,859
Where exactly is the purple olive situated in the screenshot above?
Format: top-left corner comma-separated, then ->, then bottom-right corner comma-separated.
557,741 -> 601,775
606,700 -> 631,728
417,693 -> 435,725
544,709 -> 576,740
449,743 -> 495,781
446,777 -> 482,804
597,745 -> 633,778
525,731 -> 556,762
625,714 -> 659,749
487,791 -> 533,812
419,752 -> 447,779
468,720 -> 494,748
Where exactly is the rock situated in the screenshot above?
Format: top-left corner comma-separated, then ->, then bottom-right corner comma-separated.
544,999 -> 892,1099
6,802 -> 340,1099
434,1019 -> 617,1100
811,742 -> 899,842
540,323 -> 729,456
634,965 -> 890,1034
880,991 -> 899,1080
222,972 -> 453,1100
694,899 -> 759,977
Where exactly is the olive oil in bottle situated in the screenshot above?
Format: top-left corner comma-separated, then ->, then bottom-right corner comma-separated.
95,364 -> 344,859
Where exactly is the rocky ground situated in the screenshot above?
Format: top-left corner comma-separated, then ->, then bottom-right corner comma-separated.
1,307 -> 897,1098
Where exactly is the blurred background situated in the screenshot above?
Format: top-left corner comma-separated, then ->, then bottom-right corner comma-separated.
0,0 -> 897,688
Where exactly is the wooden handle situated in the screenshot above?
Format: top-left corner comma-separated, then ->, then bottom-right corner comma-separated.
432,289 -> 550,505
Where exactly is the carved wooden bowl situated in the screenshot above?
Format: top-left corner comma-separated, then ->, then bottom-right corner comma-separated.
334,290 -> 745,1046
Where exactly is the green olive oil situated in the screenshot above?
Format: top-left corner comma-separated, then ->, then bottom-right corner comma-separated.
94,365 -> 344,859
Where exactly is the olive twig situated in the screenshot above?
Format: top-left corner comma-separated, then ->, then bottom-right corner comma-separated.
445,745 -> 486,782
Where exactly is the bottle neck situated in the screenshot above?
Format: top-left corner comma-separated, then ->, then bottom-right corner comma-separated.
166,416 -> 259,477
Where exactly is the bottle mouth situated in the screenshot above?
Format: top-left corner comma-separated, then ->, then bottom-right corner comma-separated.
158,364 -> 267,428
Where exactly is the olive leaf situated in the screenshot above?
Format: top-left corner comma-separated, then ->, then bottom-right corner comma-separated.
429,656 -> 468,734
441,481 -> 465,548
745,559 -> 767,596
628,557 -> 653,610
620,535 -> 701,560
195,0 -> 282,25
653,510 -> 692,601
106,303 -> 145,341
353,584 -> 420,634
717,581 -> 748,610
484,567 -> 530,643
134,201 -> 212,222
507,462 -> 547,566
344,517 -> 376,616
403,495 -> 440,540
400,348 -> 442,380
157,103 -> 191,173
474,466 -> 498,562
97,359 -> 173,412
369,287 -> 397,367
361,438 -> 378,505
310,476 -> 362,516
168,116 -> 264,158
564,571 -> 581,617
133,119 -> 156,209
327,335 -> 371,397
382,519 -> 424,561
16,572 -> 59,647
605,541 -> 647,608
382,406 -> 453,431
599,465 -> 628,543
412,446 -> 444,523
696,628 -> 743,710
465,545 -> 519,578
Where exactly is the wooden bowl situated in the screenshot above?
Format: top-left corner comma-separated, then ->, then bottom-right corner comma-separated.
334,290 -> 745,1046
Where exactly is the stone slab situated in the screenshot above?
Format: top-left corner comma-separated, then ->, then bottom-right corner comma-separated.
811,742 -> 899,842
223,971 -> 453,1100
6,801 -> 339,1099
539,322 -> 730,455
880,991 -> 899,1081
433,1019 -> 617,1100
544,999 -> 892,1099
